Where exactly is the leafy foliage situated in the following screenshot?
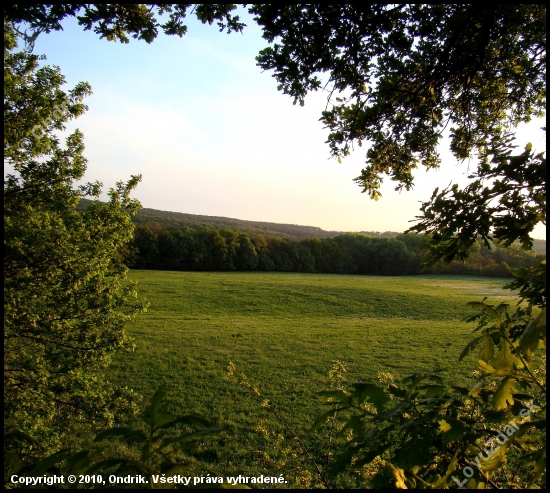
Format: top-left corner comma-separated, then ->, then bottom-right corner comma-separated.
313,300 -> 546,488
252,5 -> 545,199
6,385 -> 220,487
4,22 -> 147,452
8,4 -> 545,207
78,198 -> 547,254
504,260 -> 547,309
4,4 -> 245,48
251,8 -> 548,485
409,140 -> 546,264
252,4 -> 546,298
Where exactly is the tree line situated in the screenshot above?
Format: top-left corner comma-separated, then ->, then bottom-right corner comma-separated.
128,225 -> 544,277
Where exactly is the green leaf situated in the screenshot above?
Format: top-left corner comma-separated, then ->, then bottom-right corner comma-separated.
350,383 -> 390,412
511,393 -> 535,401
342,414 -> 365,438
491,338 -> 520,370
349,383 -> 371,405
4,431 -> 41,449
29,449 -> 72,475
483,306 -> 502,326
479,335 -> 494,362
451,386 -> 470,396
4,451 -> 22,474
477,359 -> 496,373
62,448 -> 105,476
177,441 -> 200,452
352,444 -> 392,469
426,373 -> 445,385
467,301 -> 488,309
154,409 -> 177,428
140,439 -> 149,463
395,441 -> 435,469
327,447 -> 358,476
509,419 -> 546,440
482,409 -> 514,424
527,448 -> 546,488
418,384 -> 446,398
387,384 -> 407,398
519,308 -> 546,358
375,402 -> 411,422
142,384 -> 168,427
109,459 -> 156,475
438,418 -> 467,443
384,462 -> 408,489
479,446 -> 507,472
458,335 -> 484,362
401,373 -> 424,389
492,377 -> 518,411
309,409 -> 337,433
433,455 -> 460,488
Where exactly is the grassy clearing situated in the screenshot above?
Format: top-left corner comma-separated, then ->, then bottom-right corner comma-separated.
105,271 -> 517,487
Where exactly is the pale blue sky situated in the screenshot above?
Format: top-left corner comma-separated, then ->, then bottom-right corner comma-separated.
27,8 -> 546,238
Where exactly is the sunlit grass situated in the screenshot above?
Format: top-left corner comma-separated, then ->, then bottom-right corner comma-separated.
104,271 -> 517,487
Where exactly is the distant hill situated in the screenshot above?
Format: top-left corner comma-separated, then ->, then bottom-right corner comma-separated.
533,238 -> 546,255
76,199 -> 546,251
77,199 -> 348,240
134,206 -> 347,239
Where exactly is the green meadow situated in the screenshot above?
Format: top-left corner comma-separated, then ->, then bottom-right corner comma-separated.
105,271 -> 517,486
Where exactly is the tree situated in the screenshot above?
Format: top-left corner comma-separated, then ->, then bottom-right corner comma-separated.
198,228 -> 231,270
253,235 -> 276,271
131,226 -> 160,269
290,243 -> 315,273
4,4 -> 245,50
252,5 -> 545,192
363,237 -> 417,275
235,232 -> 259,270
4,22 -> 147,451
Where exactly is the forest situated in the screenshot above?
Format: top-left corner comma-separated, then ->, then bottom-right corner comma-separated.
128,223 -> 545,278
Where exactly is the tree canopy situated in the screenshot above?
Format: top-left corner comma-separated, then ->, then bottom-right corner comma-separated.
252,5 -> 545,191
4,4 -> 245,49
4,21 -> 147,450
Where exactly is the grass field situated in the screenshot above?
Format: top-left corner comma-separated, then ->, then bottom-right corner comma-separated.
105,271 -> 518,487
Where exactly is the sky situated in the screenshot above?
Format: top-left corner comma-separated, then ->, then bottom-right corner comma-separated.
23,8 -> 547,238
